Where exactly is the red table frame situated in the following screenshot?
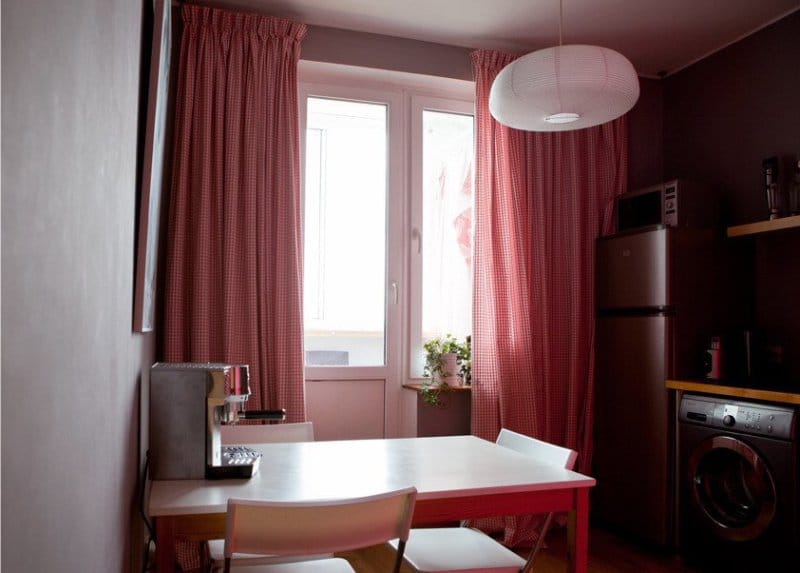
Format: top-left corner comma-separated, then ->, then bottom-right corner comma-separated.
153,486 -> 590,572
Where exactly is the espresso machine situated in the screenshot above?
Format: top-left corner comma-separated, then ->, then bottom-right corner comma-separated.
149,362 -> 286,479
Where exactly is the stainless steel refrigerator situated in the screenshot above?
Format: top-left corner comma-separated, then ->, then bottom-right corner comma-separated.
592,225 -> 718,547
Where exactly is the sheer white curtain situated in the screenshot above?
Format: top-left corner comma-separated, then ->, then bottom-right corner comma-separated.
421,111 -> 474,341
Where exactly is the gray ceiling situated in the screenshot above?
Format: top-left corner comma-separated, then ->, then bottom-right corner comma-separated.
209,0 -> 800,77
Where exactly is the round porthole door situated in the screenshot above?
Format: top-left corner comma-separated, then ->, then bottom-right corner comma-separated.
687,435 -> 777,541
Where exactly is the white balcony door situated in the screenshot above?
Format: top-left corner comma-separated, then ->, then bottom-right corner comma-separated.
299,80 -> 404,439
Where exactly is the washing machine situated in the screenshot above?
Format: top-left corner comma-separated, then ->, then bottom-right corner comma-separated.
678,393 -> 799,571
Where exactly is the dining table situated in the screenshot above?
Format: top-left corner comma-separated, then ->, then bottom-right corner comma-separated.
148,434 -> 596,572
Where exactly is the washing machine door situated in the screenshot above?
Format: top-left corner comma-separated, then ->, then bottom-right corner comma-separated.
687,435 -> 777,541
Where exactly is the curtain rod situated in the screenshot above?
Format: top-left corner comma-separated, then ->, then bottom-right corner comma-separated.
169,0 -> 298,20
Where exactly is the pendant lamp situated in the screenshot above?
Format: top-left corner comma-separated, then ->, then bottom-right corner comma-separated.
489,0 -> 640,132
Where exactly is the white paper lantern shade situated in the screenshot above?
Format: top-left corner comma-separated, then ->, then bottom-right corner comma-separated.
489,44 -> 640,132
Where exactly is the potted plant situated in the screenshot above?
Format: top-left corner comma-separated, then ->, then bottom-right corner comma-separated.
458,335 -> 471,386
420,334 -> 470,406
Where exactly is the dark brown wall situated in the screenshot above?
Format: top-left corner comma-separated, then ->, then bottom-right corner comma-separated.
627,78 -> 664,190
663,10 -> 800,227
658,11 -> 800,386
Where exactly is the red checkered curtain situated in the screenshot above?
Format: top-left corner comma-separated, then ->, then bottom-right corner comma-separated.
164,6 -> 307,421
471,49 -> 627,546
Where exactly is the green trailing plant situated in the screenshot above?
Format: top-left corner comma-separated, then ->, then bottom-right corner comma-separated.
423,333 -> 461,379
458,335 -> 472,386
420,334 -> 471,407
419,384 -> 445,407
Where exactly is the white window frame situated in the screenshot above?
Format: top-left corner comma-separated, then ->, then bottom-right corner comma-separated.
408,95 -> 475,379
298,60 -> 475,393
299,77 -> 405,384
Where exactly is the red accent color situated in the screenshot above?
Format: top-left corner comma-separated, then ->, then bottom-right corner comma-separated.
470,49 -> 627,547
162,5 -> 307,569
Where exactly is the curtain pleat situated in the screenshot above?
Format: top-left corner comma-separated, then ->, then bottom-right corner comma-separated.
471,49 -> 627,547
162,6 -> 307,568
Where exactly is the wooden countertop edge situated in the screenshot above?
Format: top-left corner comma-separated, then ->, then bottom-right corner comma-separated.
403,383 -> 472,392
666,379 -> 800,405
726,214 -> 800,237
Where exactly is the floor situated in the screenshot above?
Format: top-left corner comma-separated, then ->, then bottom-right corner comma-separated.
338,524 -> 706,573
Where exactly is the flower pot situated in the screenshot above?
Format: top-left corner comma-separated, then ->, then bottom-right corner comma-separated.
437,352 -> 461,387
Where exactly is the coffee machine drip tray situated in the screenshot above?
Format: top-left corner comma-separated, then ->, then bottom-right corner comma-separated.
207,446 -> 262,479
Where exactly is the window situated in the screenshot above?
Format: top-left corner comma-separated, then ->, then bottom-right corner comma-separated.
303,97 -> 388,367
300,67 -> 474,382
420,109 -> 474,341
409,97 -> 475,377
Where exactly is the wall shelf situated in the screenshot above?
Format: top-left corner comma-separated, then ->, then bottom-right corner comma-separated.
727,214 -> 800,237
666,379 -> 800,405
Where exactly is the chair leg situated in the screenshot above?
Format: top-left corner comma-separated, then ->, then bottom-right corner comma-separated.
392,539 -> 407,573
199,541 -> 212,573
521,513 -> 554,573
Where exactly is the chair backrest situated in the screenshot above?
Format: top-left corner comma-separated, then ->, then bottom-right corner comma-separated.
221,421 -> 314,445
496,428 -> 578,471
496,428 -> 579,573
223,487 -> 417,568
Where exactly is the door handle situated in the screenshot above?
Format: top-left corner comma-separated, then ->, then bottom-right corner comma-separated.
411,227 -> 422,254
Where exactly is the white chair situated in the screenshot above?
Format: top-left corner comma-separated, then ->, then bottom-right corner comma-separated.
207,422 -> 316,572
220,420 -> 314,445
388,428 -> 578,573
221,486 -> 418,573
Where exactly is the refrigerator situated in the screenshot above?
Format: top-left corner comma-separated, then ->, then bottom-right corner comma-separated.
592,225 -> 718,547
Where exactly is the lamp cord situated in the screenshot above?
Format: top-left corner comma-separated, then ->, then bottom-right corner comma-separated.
558,0 -> 563,46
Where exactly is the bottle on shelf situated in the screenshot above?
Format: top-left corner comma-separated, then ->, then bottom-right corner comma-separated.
762,156 -> 781,220
789,153 -> 800,217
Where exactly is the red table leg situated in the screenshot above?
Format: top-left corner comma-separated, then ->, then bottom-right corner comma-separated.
567,487 -> 590,573
154,517 -> 176,573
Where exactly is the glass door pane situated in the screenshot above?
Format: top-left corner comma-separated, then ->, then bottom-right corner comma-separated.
421,110 -> 474,342
303,97 -> 387,366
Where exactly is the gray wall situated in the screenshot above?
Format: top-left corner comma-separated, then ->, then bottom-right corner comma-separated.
303,24 -> 474,81
2,1 -> 154,571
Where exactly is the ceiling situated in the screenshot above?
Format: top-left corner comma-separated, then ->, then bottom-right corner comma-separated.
207,0 -> 799,78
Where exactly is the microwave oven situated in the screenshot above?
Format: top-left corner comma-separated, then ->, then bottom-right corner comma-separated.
614,179 -> 717,232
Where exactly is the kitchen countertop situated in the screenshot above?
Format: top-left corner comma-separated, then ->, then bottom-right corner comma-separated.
666,379 -> 800,405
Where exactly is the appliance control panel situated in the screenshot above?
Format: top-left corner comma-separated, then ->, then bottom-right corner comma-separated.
679,393 -> 796,439
663,183 -> 677,227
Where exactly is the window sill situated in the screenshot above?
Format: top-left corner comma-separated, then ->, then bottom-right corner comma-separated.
403,383 -> 472,392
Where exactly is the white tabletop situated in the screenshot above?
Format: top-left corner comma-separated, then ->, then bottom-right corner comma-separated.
149,435 -> 595,517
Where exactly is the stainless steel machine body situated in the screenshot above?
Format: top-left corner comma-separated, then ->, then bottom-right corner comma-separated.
149,362 -> 284,479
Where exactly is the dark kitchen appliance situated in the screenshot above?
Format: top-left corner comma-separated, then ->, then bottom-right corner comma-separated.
678,393 -> 799,570
614,179 -> 717,233
149,362 -> 286,480
593,226 -> 719,547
